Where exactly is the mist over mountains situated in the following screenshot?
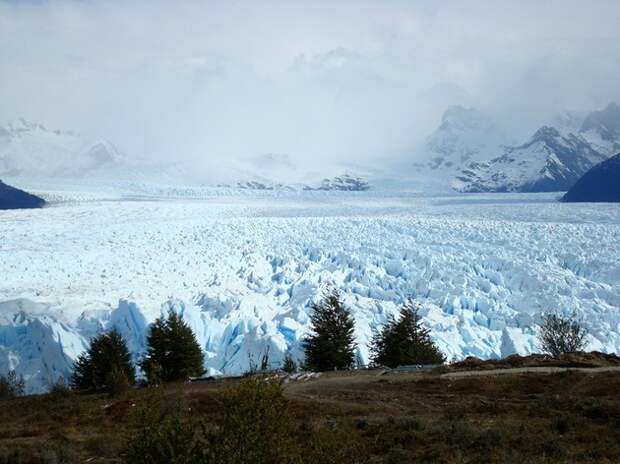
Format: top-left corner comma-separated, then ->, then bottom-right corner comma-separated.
2,102 -> 619,194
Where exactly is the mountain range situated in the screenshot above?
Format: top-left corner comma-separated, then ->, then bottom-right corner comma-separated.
441,103 -> 620,193
0,119 -> 127,179
3,103 -> 619,193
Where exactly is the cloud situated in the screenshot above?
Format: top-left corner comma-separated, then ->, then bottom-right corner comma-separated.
1,0 -> 619,171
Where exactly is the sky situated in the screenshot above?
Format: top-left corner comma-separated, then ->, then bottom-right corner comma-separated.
1,0 -> 620,173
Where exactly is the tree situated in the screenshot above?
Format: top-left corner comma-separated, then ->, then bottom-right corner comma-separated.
303,290 -> 357,371
141,310 -> 205,382
0,370 -> 25,399
71,329 -> 135,392
370,300 -> 445,368
538,313 -> 587,356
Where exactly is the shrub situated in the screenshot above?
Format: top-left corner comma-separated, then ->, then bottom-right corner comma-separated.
207,378 -> 300,464
282,354 -> 297,373
124,396 -> 200,464
48,376 -> 72,398
370,300 -> 445,368
538,313 -> 587,356
303,289 -> 357,372
124,378 -> 301,464
0,370 -> 25,399
260,346 -> 271,372
140,310 -> 205,383
106,365 -> 132,397
71,329 -> 135,393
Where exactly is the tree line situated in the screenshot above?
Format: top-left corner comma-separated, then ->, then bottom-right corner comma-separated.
66,289 -> 448,394
0,288 -> 586,396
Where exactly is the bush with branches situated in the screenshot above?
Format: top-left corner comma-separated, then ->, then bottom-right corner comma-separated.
0,370 -> 25,399
538,313 -> 587,356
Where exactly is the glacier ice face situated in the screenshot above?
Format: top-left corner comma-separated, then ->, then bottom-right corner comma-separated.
0,184 -> 619,392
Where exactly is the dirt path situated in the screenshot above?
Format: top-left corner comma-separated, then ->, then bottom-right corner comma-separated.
441,366 -> 620,379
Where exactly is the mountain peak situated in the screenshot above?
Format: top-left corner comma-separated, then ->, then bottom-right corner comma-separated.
531,126 -> 561,141
580,102 -> 620,136
440,106 -> 492,130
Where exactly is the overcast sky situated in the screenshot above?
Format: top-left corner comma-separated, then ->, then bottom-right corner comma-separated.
1,0 -> 620,169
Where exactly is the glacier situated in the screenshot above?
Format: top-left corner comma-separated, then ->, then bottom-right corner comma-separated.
1,181 -> 619,392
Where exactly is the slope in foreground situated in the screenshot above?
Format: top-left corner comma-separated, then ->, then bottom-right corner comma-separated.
563,153 -> 620,202
0,180 -> 46,210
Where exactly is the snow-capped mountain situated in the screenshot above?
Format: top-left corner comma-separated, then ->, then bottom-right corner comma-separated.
453,103 -> 620,193
580,102 -> 620,155
454,126 -> 607,193
415,106 -> 512,179
0,119 -> 128,179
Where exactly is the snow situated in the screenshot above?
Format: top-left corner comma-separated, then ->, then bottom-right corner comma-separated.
1,181 -> 619,392
413,106 -> 513,188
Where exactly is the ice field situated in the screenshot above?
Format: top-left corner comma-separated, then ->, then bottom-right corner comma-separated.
1,182 -> 619,392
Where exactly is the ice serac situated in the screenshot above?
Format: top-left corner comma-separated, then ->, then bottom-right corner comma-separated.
1,186 -> 619,392
563,153 -> 620,202
0,300 -> 78,393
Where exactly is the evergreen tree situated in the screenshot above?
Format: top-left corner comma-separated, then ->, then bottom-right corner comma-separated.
141,310 -> 205,382
303,289 -> 357,371
71,329 -> 135,392
370,300 -> 445,368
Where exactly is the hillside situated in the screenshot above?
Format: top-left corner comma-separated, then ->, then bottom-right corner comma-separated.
0,180 -> 46,210
563,153 -> 620,202
1,365 -> 619,463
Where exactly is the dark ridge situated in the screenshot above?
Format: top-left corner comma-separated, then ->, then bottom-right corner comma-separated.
562,153 -> 620,202
0,180 -> 46,210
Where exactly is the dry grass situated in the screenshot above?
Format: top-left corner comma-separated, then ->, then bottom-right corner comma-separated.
0,369 -> 619,463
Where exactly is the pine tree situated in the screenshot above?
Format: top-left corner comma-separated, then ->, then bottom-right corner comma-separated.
71,329 -> 135,392
141,310 -> 205,382
370,300 -> 444,368
303,289 -> 357,371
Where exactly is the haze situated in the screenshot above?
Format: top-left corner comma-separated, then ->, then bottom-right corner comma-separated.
1,0 -> 619,172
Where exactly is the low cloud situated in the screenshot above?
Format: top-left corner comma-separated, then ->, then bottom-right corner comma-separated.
1,0 -> 619,171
